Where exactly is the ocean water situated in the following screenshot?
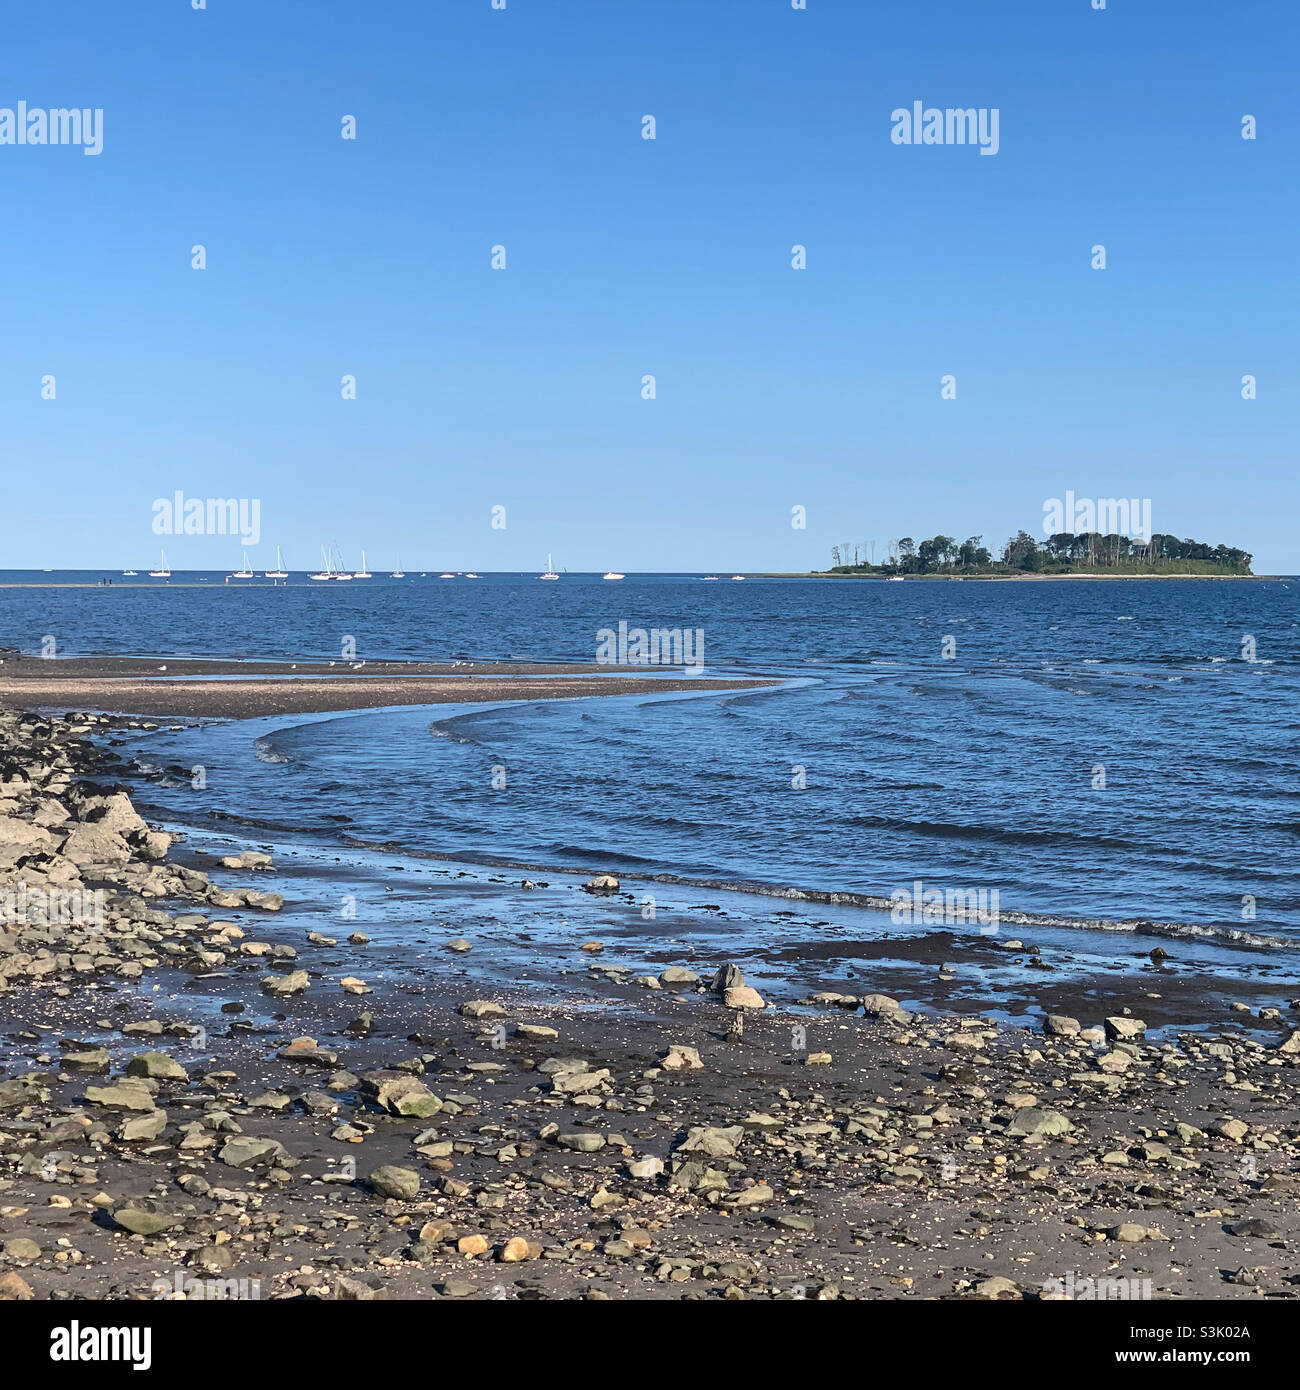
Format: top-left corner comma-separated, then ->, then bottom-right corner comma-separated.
3,573 -> 1297,962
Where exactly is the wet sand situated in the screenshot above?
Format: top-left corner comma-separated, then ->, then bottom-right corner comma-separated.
0,654 -> 770,720
1,707 -> 1299,1311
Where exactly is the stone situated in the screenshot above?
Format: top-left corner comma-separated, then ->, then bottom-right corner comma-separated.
370,1165 -> 420,1200
3,1237 -> 40,1260
581,874 -> 619,894
112,1206 -> 177,1236
261,970 -> 309,996
723,985 -> 766,1010
499,1237 -> 531,1262
126,1050 -> 188,1081
460,1000 -> 506,1020
658,967 -> 698,987
677,1125 -> 744,1159
1005,1107 -> 1073,1139
218,1136 -> 288,1168
1104,1015 -> 1146,1040
1044,1014 -> 1081,1037
661,1044 -> 703,1071
446,938 -> 473,953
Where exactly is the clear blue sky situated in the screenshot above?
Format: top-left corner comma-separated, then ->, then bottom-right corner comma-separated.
2,0 -> 1295,572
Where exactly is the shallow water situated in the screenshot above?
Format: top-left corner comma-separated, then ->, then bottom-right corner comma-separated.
6,573 -> 1297,978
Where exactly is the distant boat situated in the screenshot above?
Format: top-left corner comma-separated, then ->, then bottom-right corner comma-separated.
391,553 -> 405,578
353,550 -> 372,579
539,554 -> 559,580
731,575 -> 745,581
121,569 -> 137,576
603,571 -> 625,581
149,550 -> 170,578
702,575 -> 719,581
440,572 -> 455,579
265,546 -> 288,579
308,546 -> 334,581
232,550 -> 254,579
887,575 -> 905,582
464,572 -> 479,579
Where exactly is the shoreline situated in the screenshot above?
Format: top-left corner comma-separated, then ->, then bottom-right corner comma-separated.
0,655 -> 771,720
0,707 -> 1298,1302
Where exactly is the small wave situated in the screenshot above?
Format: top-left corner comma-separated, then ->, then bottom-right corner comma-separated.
253,738 -> 291,764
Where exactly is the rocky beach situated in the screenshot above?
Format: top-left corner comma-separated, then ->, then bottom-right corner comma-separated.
1,701 -> 1298,1312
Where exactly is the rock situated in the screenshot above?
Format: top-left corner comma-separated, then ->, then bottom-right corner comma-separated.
118,1110 -> 168,1142
368,1073 -> 443,1117
446,938 -> 472,953
805,1052 -> 832,1065
733,1185 -> 775,1207
710,963 -> 745,993
1276,1031 -> 1300,1054
457,1234 -> 490,1256
549,1068 -> 611,1095
1005,1107 -> 1073,1139
3,1238 -> 40,1260
84,1082 -> 156,1112
370,1165 -> 421,1200
677,1125 -> 745,1159
627,1156 -> 664,1180
557,1133 -> 604,1153
515,1023 -> 558,1040
126,1050 -> 188,1081
499,1237 -> 532,1262
261,970 -> 309,996
1227,1218 -> 1279,1239
860,993 -> 903,1016
658,967 -> 699,987
1209,1118 -> 1249,1143
809,991 -> 858,1009
661,1044 -> 704,1071
112,1206 -> 177,1236
460,1000 -> 506,1020
1104,1015 -> 1146,1040
218,1136 -> 288,1168
333,1274 -> 386,1300
581,874 -> 620,894
1044,1014 -> 1081,1037
974,1275 -> 1021,1300
0,1273 -> 33,1300
723,985 -> 766,1010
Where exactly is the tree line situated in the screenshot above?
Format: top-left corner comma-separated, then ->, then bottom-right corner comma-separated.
827,532 -> 1253,575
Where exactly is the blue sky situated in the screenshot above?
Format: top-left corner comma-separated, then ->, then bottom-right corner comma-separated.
1,0 -> 1295,572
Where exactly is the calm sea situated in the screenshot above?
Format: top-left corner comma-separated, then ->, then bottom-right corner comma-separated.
2,571 -> 1296,965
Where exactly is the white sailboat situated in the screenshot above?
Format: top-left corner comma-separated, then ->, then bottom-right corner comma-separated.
539,554 -> 559,580
602,571 -> 625,581
232,550 -> 254,579
265,546 -> 288,579
390,553 -> 405,578
352,550 -> 372,579
308,546 -> 334,581
149,550 -> 170,578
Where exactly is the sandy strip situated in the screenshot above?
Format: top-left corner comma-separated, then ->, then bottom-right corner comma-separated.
0,656 -> 771,719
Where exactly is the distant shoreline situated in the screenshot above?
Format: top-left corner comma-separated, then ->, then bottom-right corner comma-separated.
766,571 -> 1279,582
